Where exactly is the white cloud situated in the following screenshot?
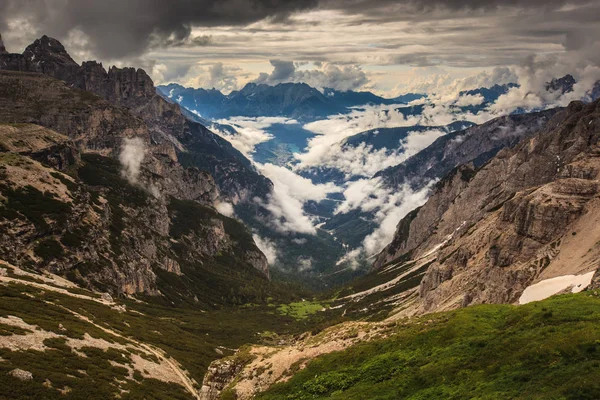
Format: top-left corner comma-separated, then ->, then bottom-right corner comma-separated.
256,163 -> 342,234
399,129 -> 447,157
119,137 -> 146,185
253,234 -> 278,265
454,93 -> 485,107
209,115 -> 341,236
297,257 -> 313,272
211,116 -> 298,157
296,104 -> 417,170
215,201 -> 235,217
362,184 -> 432,256
395,67 -> 518,102
182,62 -> 241,93
334,177 -> 433,261
336,248 -> 363,271
255,60 -> 369,92
295,102 -> 483,178
312,128 -> 448,180
491,58 -> 600,114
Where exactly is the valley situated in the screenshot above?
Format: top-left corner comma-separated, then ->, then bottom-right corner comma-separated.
1,5 -> 600,397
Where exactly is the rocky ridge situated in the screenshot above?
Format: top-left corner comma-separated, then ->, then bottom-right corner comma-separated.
0,35 -> 272,300
0,35 -> 272,203
374,99 -> 600,314
0,122 -> 269,300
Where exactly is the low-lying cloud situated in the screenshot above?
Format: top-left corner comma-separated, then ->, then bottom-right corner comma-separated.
215,201 -> 235,217
256,163 -> 341,234
253,234 -> 279,265
119,137 -> 146,185
211,116 -> 299,157
295,102 -> 484,177
335,177 -> 433,267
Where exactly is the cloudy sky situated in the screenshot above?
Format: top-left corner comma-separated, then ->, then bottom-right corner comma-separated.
1,0 -> 600,96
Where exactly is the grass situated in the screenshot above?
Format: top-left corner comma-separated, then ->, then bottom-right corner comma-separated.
259,292 -> 600,400
277,301 -> 325,320
0,281 -> 341,395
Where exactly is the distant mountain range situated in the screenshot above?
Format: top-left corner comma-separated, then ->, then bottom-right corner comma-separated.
157,82 -> 425,122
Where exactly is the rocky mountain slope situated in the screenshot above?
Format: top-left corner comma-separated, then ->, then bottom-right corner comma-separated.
0,258 -> 329,399
375,109 -> 560,191
196,100 -> 600,399
158,82 -> 423,122
318,110 -> 558,251
0,122 -> 270,303
0,34 -> 279,303
0,35 -> 271,204
372,99 -> 600,315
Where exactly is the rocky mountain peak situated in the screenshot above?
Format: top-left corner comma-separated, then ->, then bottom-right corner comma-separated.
23,35 -> 77,67
0,33 -> 6,54
107,65 -> 156,100
546,74 -> 576,94
372,98 -> 600,315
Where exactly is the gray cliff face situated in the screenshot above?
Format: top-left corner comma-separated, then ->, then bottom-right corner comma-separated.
374,99 -> 600,313
0,70 -> 216,204
0,38 -> 271,296
375,109 -> 560,192
0,123 -> 268,298
0,36 -> 273,203
0,34 -> 6,54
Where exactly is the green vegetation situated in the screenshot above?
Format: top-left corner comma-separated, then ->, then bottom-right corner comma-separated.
259,292 -> 600,400
0,281 -> 342,398
277,301 -> 325,320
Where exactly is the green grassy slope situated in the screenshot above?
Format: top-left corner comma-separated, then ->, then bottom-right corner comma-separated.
0,275 -> 342,399
259,292 -> 600,400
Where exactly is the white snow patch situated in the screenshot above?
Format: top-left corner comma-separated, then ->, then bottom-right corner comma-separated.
518,271 -> 596,304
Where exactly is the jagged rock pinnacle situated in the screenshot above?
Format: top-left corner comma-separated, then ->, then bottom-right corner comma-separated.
0,33 -> 7,54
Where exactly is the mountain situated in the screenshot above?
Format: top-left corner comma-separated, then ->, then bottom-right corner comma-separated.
194,99 -> 600,399
343,121 -> 472,151
3,32 -> 600,400
0,44 -> 333,397
158,83 -> 422,122
371,99 -> 600,315
159,82 -> 346,122
319,111 -> 557,251
455,82 -> 518,114
322,87 -> 425,108
0,35 -> 272,204
375,108 -> 560,191
546,74 -> 577,94
545,74 -> 600,102
0,34 -> 284,303
0,70 -> 275,302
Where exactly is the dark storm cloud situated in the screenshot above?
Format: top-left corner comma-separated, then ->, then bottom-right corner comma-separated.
1,0 -> 595,60
322,0 -> 592,17
266,60 -> 296,81
1,0 -> 599,81
0,0 -> 318,58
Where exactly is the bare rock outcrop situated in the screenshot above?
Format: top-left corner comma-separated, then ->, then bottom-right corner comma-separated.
8,369 -> 33,381
375,99 -> 600,315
